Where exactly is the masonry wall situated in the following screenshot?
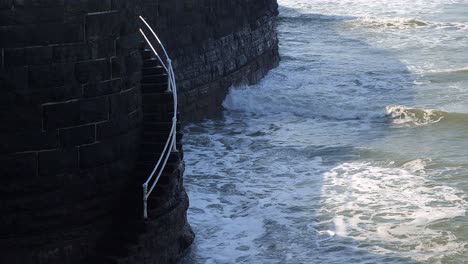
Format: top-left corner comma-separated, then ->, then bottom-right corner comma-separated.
0,0 -> 279,263
142,0 -> 280,120
0,1 -> 144,263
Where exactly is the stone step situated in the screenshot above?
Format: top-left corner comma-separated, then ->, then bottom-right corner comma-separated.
142,131 -> 183,143
141,105 -> 174,116
138,150 -> 181,164
135,160 -> 179,175
139,137 -> 183,151
141,49 -> 152,60
141,83 -> 168,94
134,172 -> 176,187
141,91 -> 172,102
134,163 -> 180,187
143,112 -> 179,122
143,121 -> 182,132
142,65 -> 165,76
142,58 -> 162,68
141,93 -> 174,106
142,73 -> 168,84
140,142 -> 183,154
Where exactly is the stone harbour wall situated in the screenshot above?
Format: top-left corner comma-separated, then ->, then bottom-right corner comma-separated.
142,0 -> 280,120
0,0 -> 279,263
0,1 -> 144,263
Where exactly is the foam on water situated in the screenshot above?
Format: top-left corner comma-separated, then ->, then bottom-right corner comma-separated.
183,0 -> 468,263
431,66 -> 468,74
386,105 -> 468,127
386,105 -> 445,126
346,17 -> 468,31
223,85 -> 386,121
184,123 -> 468,263
320,162 -> 467,262
348,17 -> 430,30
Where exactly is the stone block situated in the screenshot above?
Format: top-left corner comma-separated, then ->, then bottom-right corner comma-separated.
0,105 -> 42,133
0,7 -> 63,26
25,46 -> 54,65
28,63 -> 74,89
65,0 -> 112,14
122,71 -> 141,90
96,110 -> 141,141
5,81 -> 82,106
85,11 -> 120,41
74,58 -> 110,84
109,87 -> 140,118
3,48 -> 25,67
0,1 -> 13,9
110,56 -> 121,78
59,124 -> 95,147
0,66 -> 28,91
43,97 -> 109,129
124,50 -> 142,74
53,43 -> 91,63
83,78 -> 122,98
0,23 -> 84,48
0,130 -> 58,154
115,32 -> 140,56
79,129 -> 139,169
8,0 -> 65,8
89,38 -> 116,58
38,147 -> 79,176
0,152 -> 37,181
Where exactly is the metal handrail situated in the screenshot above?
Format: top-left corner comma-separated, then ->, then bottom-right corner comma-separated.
139,16 -> 178,219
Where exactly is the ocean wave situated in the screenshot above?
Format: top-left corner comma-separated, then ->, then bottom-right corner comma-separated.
430,66 -> 468,74
346,17 -> 468,31
223,85 -> 385,121
386,105 -> 468,126
386,106 -> 445,126
223,88 -> 468,127
347,17 -> 430,30
423,66 -> 468,83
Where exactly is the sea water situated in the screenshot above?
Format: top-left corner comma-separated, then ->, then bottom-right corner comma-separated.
182,1 -> 468,263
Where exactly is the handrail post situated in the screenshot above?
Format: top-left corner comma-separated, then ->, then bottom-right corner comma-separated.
166,59 -> 172,93
172,118 -> 177,152
143,183 -> 148,219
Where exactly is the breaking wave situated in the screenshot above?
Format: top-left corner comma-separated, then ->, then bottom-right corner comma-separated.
424,67 -> 468,83
223,86 -> 385,121
386,105 -> 468,126
347,17 -> 468,31
431,66 -> 468,74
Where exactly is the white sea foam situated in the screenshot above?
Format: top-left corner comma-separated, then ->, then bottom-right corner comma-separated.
184,0 -> 468,263
223,85 -> 386,121
320,162 -> 467,262
429,66 -> 468,74
347,17 -> 431,30
401,158 -> 430,174
279,0 -> 456,19
386,105 -> 445,126
346,17 -> 468,31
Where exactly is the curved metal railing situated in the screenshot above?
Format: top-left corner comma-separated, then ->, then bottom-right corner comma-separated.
139,16 -> 178,219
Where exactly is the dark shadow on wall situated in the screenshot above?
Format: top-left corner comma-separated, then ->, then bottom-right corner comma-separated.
140,0 -> 281,122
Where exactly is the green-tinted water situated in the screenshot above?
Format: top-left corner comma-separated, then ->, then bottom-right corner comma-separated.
183,1 -> 468,263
